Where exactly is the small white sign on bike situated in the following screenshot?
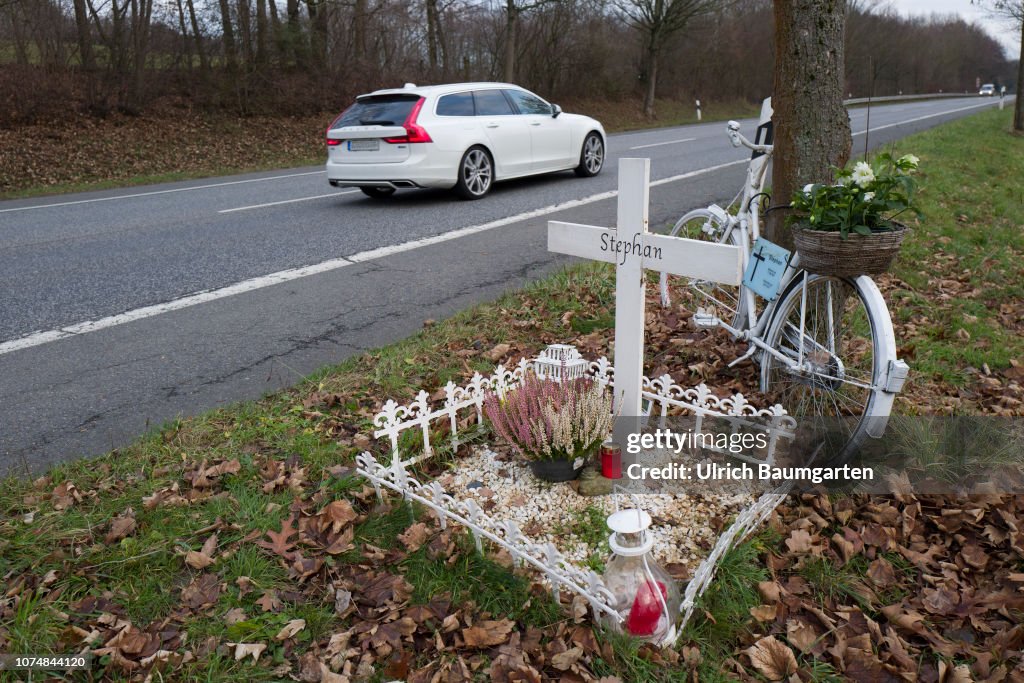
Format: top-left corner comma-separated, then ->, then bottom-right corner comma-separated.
548,158 -> 743,416
742,238 -> 791,301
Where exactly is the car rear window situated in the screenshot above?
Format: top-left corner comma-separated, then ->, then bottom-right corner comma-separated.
331,95 -> 419,128
437,92 -> 475,116
474,90 -> 515,116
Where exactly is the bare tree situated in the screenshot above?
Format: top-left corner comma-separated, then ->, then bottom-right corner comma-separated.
618,0 -> 722,117
767,0 -> 852,249
218,0 -> 239,70
255,0 -> 268,64
502,0 -> 560,82
983,0 -> 1023,130
72,0 -> 97,71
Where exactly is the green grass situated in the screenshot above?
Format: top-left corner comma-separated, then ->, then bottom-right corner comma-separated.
681,535 -> 767,654
886,107 -> 1024,389
353,503 -> 418,550
401,535 -> 563,629
799,556 -> 873,608
552,504 -> 612,572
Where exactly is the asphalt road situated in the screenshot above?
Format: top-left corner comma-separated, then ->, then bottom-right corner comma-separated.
0,96 -> 1007,473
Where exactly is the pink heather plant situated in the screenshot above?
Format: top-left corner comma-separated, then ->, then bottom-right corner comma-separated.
484,373 -> 612,462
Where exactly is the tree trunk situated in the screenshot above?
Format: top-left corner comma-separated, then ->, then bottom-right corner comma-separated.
237,0 -> 253,67
767,0 -> 851,250
255,0 -> 268,65
128,0 -> 153,111
8,4 -> 29,66
175,0 -> 192,72
642,44 -> 658,119
267,0 -> 285,64
352,0 -> 367,64
219,0 -> 238,71
110,0 -> 126,74
1015,19 -> 1023,132
503,0 -> 517,82
185,0 -> 209,74
305,0 -> 327,69
287,0 -> 306,67
72,0 -> 96,71
426,0 -> 440,72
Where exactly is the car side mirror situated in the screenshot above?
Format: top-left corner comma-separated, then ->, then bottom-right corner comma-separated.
551,104 -> 562,118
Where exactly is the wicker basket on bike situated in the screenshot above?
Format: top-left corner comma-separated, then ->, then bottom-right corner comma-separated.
789,152 -> 919,278
792,222 -> 908,277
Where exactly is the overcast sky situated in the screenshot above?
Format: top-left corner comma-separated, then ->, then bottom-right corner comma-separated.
891,0 -> 1022,58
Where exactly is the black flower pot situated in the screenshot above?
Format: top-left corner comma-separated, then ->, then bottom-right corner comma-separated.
529,458 -> 584,482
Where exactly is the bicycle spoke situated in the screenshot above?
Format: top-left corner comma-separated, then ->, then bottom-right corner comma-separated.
762,274 -> 884,458
659,211 -> 747,326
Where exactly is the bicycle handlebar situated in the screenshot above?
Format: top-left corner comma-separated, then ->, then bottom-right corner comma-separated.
726,120 -> 773,155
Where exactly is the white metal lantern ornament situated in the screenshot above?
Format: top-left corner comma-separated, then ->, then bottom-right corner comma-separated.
601,509 -> 681,645
533,344 -> 588,382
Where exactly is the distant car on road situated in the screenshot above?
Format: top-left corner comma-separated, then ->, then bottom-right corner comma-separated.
325,82 -> 606,200
979,84 -> 995,96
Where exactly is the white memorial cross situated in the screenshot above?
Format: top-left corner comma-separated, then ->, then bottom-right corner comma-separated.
548,158 -> 744,415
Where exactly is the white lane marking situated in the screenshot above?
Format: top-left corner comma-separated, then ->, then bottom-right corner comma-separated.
0,158 -> 747,356
0,170 -> 327,214
852,99 -> 999,136
219,190 -> 357,213
0,256 -> 355,355
629,137 -> 697,150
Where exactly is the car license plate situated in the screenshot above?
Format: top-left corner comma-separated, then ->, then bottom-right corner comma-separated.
348,139 -> 379,152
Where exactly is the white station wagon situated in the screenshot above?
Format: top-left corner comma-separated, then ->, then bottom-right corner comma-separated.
325,82 -> 606,200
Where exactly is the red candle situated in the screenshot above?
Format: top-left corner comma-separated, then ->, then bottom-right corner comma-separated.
626,580 -> 667,636
600,441 -> 622,479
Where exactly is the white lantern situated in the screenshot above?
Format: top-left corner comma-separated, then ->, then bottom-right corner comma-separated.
601,508 -> 680,645
534,344 -> 588,382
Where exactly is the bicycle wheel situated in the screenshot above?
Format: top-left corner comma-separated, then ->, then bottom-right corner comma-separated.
658,208 -> 746,327
760,273 -> 895,459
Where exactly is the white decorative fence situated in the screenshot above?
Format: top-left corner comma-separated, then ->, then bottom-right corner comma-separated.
354,346 -> 796,641
356,450 -> 622,621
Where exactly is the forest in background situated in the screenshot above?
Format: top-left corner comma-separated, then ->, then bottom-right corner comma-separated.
0,0 -> 1017,127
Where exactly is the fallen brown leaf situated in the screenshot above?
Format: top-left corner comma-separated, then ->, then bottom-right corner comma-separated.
487,343 -> 512,362
745,636 -> 797,681
550,645 -> 584,671
462,619 -> 514,648
398,522 -> 430,552
105,508 -> 137,543
274,618 -> 306,641
231,642 -> 266,662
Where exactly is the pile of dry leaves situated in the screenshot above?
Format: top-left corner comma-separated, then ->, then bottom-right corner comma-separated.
736,493 -> 1024,681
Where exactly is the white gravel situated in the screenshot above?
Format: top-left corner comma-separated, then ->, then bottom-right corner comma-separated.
434,447 -> 763,576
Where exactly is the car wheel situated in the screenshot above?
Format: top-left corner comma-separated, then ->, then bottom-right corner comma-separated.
360,186 -> 396,199
574,132 -> 604,178
454,147 -> 493,200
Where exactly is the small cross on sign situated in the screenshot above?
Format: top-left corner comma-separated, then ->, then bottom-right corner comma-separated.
547,158 -> 743,415
749,243 -> 768,279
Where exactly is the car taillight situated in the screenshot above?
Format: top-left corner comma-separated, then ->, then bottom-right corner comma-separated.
325,105 -> 351,146
383,97 -> 432,144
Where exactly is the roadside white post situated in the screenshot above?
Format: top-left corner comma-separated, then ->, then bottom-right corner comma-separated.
547,158 -> 744,415
695,99 -> 702,121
